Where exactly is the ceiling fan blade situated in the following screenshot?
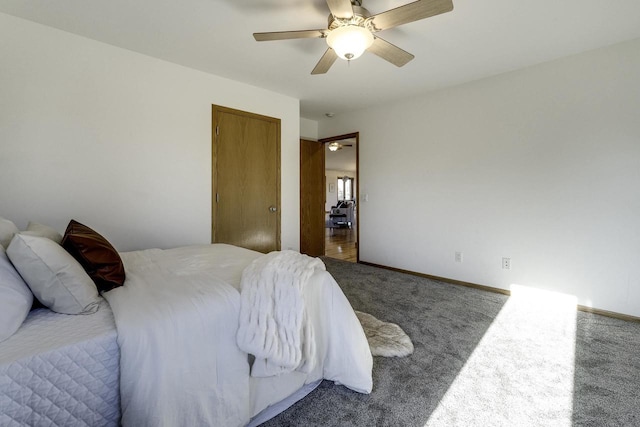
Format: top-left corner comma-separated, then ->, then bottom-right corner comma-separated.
254,29 -> 327,41
369,0 -> 454,32
368,37 -> 414,67
326,0 -> 354,19
311,48 -> 338,75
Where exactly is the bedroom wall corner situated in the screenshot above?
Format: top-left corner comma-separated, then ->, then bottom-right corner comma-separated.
0,13 -> 300,252
300,118 -> 319,141
318,37 -> 640,318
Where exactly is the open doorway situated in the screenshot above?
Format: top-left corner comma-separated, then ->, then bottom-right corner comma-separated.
321,133 -> 359,262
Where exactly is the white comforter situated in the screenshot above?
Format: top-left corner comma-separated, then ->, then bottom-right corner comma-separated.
104,244 -> 372,427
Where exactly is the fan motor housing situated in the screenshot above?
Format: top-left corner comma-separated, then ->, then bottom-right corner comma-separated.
328,6 -> 372,30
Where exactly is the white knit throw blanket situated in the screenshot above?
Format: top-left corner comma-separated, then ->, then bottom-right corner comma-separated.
237,250 -> 325,377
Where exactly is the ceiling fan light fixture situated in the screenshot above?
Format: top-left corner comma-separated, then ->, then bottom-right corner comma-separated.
328,142 -> 340,151
326,25 -> 374,61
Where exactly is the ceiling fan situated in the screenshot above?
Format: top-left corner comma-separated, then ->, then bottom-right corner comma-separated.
253,0 -> 454,75
328,141 -> 353,151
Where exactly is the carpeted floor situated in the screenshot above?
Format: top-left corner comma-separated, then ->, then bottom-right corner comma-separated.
261,258 -> 640,426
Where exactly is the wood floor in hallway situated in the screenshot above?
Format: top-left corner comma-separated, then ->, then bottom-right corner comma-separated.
324,227 -> 357,262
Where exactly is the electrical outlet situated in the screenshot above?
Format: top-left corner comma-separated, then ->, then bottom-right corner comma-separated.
502,257 -> 511,270
455,252 -> 463,263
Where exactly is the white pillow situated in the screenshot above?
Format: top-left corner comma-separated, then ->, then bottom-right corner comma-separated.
21,221 -> 63,244
0,246 -> 34,342
0,217 -> 19,249
7,234 -> 101,315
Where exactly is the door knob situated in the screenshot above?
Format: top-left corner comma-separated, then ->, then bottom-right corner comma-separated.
269,206 -> 277,212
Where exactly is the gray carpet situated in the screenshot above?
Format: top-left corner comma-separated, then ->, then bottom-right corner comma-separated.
261,258 -> 640,426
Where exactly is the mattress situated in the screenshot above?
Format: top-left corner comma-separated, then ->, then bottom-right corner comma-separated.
0,300 -> 120,427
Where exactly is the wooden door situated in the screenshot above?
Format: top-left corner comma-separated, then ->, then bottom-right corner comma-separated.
212,106 -> 281,253
300,139 -> 325,257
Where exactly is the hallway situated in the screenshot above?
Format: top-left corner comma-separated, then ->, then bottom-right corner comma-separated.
325,227 -> 356,263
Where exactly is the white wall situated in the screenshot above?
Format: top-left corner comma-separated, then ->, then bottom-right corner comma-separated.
0,13 -> 300,252
319,38 -> 640,317
300,118 -> 318,141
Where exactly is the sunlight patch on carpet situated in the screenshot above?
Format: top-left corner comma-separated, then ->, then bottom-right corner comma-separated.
425,285 -> 578,426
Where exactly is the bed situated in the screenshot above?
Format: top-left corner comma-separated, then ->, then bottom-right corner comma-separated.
0,242 -> 373,426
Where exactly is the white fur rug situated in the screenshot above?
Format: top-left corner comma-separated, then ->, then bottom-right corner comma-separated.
355,311 -> 414,358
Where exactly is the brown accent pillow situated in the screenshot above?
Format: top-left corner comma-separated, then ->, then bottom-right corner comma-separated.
61,220 -> 125,293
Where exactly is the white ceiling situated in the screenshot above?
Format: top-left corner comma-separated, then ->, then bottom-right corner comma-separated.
326,138 -> 357,171
2,0 -> 640,120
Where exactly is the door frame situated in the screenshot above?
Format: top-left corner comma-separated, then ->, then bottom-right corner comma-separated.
319,132 -> 360,262
211,105 -> 281,250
